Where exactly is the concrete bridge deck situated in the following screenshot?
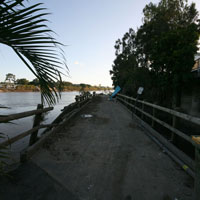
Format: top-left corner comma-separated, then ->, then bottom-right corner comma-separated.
0,95 -> 194,200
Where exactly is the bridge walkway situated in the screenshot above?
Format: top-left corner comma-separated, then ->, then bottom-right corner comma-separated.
33,95 -> 194,200
0,95 -> 194,200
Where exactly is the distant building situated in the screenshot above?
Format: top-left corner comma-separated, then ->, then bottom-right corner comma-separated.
181,53 -> 200,117
4,73 -> 16,89
192,53 -> 200,75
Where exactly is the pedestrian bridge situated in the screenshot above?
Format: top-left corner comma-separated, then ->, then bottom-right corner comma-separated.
0,95 -> 198,200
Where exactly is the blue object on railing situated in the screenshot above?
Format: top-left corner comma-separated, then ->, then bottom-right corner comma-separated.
110,86 -> 121,100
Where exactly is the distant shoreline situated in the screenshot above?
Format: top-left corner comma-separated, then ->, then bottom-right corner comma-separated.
0,89 -> 39,93
0,89 -> 106,93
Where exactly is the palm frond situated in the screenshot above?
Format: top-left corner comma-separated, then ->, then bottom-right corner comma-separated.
0,106 -> 10,109
0,0 -> 67,105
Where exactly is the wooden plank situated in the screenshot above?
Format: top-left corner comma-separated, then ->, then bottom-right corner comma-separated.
29,104 -> 43,146
117,94 -> 200,126
117,97 -> 193,144
171,114 -> 177,142
194,147 -> 200,200
20,100 -> 92,162
0,124 -> 56,147
152,107 -> 156,128
42,102 -> 79,135
0,107 -> 53,123
42,97 -> 88,135
141,102 -> 144,120
117,99 -> 195,171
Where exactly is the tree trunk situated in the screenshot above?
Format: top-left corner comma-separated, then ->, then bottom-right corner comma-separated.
175,84 -> 182,107
175,75 -> 183,107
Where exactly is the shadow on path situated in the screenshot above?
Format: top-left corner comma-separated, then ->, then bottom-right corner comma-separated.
0,161 -> 78,200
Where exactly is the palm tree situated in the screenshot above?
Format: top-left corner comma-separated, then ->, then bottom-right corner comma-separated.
0,0 -> 67,105
0,0 -> 67,174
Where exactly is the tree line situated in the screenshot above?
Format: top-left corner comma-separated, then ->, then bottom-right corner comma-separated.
1,78 -> 111,92
110,0 -> 200,107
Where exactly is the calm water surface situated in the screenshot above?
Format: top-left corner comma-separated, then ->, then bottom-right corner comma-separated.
0,91 -> 79,159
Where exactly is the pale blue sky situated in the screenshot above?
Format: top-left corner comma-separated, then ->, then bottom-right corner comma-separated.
0,0 -> 200,86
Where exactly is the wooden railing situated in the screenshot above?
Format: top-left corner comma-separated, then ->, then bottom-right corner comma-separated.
0,106 -> 54,147
0,107 -> 53,123
117,93 -> 200,199
0,93 -> 92,153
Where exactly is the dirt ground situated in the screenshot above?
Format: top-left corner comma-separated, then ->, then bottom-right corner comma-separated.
30,95 -> 194,200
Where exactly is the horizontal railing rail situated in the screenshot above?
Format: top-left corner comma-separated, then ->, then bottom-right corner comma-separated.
0,107 -> 53,123
0,93 -> 92,150
118,94 -> 200,126
117,94 -> 195,146
116,93 -> 200,199
0,124 -> 57,147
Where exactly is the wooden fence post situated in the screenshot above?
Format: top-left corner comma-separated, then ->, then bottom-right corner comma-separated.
130,98 -> 134,118
75,95 -> 81,107
171,107 -> 180,143
141,102 -> 144,120
75,95 -> 79,102
195,145 -> 200,200
192,136 -> 200,200
171,115 -> 176,142
134,99 -> 137,114
128,98 -> 130,109
29,104 -> 43,146
151,107 -> 156,128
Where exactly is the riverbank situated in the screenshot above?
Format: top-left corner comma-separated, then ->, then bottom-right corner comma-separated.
0,89 -> 39,92
0,88 -> 108,93
0,83 -> 112,93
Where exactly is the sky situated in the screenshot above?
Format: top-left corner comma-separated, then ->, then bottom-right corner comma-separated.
0,0 -> 200,87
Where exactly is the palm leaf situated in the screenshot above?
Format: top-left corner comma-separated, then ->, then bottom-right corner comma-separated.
0,0 -> 67,105
0,106 -> 10,109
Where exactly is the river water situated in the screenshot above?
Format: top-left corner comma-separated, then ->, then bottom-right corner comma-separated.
0,91 -> 80,162
0,91 -> 107,163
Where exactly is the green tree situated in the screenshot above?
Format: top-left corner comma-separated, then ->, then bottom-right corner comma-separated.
136,0 -> 200,106
62,81 -> 73,86
16,78 -> 29,85
110,0 -> 199,106
29,78 -> 40,86
110,28 -> 139,95
0,0 -> 67,174
5,73 -> 16,83
0,0 -> 67,105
